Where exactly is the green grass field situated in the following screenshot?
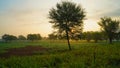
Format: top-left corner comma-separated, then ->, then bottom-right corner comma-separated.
0,40 -> 120,68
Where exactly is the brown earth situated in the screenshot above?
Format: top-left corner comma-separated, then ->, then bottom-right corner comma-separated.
0,46 -> 50,58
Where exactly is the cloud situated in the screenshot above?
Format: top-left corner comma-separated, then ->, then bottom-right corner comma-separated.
103,8 -> 120,16
0,8 -> 49,26
82,0 -> 120,20
0,7 -> 51,37
87,7 -> 120,20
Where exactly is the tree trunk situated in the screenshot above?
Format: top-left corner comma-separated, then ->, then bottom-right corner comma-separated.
65,30 -> 71,50
65,22 -> 71,50
109,37 -> 112,44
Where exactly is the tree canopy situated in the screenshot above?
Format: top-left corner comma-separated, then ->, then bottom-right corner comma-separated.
18,35 -> 26,40
27,34 -> 42,41
2,34 -> 17,42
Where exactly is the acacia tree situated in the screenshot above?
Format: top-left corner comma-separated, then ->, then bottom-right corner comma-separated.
49,1 -> 86,50
98,17 -> 120,44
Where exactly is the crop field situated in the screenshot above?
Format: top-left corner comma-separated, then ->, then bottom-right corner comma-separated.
0,40 -> 120,68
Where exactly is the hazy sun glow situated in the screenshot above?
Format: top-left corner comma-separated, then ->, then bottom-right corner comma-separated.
0,0 -> 120,38
83,19 -> 100,32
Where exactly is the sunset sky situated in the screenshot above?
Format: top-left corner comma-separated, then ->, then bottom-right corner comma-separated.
0,0 -> 120,38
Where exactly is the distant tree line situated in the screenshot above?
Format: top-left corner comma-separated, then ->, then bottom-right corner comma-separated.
81,31 -> 106,42
48,31 -> 120,43
1,34 -> 42,42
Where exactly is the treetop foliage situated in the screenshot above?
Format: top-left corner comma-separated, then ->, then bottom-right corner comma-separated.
49,1 -> 86,33
98,17 -> 120,33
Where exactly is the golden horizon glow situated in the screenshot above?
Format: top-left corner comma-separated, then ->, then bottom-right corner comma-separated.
83,19 -> 100,32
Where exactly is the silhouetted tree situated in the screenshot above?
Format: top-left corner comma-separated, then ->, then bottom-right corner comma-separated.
82,31 -> 92,42
27,34 -> 42,41
92,31 -> 103,43
48,32 -> 57,40
36,34 -> 42,40
2,34 -> 17,42
49,1 -> 86,50
18,35 -> 26,40
98,17 -> 120,44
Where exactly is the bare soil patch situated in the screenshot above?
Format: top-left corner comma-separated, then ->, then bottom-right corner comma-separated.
0,46 -> 50,58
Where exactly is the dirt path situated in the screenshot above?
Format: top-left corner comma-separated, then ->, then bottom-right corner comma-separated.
0,46 -> 50,58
